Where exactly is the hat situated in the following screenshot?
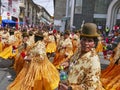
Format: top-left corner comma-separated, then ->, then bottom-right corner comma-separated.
9,29 -> 14,35
80,23 -> 99,37
53,29 -> 57,33
64,30 -> 70,35
29,31 -> 34,36
35,31 -> 44,38
35,31 -> 44,41
22,32 -> 29,38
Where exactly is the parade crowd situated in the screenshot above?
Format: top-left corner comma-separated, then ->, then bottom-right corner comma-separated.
0,22 -> 120,90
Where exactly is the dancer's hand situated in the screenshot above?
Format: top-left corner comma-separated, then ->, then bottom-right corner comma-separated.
24,56 -> 31,62
61,61 -> 69,68
59,83 -> 68,90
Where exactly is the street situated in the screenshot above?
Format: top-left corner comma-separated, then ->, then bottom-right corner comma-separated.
0,68 -> 15,90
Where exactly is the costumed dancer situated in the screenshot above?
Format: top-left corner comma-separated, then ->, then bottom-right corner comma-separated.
72,30 -> 80,53
43,29 -> 49,45
1,28 -> 10,49
53,30 -> 73,68
0,34 -> 3,52
13,32 -> 30,74
59,23 -> 104,90
96,36 -> 103,53
46,30 -> 57,58
0,29 -> 19,59
53,30 -> 61,46
101,41 -> 120,89
102,41 -> 108,60
7,32 -> 60,90
0,28 -> 4,52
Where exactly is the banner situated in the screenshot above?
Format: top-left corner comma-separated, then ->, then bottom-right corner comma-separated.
12,0 -> 19,18
1,0 -> 10,19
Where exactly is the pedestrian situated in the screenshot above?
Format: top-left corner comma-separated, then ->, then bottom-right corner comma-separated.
59,23 -> 104,90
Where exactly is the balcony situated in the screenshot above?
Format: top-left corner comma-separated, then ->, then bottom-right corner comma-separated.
19,2 -> 25,8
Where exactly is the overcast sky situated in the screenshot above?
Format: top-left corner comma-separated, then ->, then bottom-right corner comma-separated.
33,0 -> 54,16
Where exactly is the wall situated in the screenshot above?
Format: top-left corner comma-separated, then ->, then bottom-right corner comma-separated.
73,0 -> 95,29
54,0 -> 67,31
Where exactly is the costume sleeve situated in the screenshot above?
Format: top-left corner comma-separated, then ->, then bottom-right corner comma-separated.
79,55 -> 101,90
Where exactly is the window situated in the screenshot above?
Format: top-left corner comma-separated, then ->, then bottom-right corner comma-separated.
75,0 -> 82,14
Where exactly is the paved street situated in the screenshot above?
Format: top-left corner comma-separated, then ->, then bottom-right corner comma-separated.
0,68 -> 15,90
0,53 -> 110,90
0,58 -> 16,90
98,52 -> 110,70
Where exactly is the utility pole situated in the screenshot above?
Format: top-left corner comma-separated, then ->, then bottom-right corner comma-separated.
70,0 -> 75,31
66,0 -> 69,17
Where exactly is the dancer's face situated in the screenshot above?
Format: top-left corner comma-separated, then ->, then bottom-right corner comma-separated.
81,37 -> 95,53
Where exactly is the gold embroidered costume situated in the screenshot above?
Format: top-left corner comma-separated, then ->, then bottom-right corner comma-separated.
53,37 -> 73,68
8,41 -> 60,90
0,35 -> 18,59
46,34 -> 57,53
72,34 -> 80,53
96,36 -> 103,53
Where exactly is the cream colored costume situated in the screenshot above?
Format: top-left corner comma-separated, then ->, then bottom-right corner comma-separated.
53,37 -> 73,68
8,35 -> 18,45
43,31 -> 48,45
0,30 -> 4,36
1,32 -> 10,45
68,49 -> 102,90
27,35 -> 35,47
55,33 -> 61,45
0,34 -> 18,59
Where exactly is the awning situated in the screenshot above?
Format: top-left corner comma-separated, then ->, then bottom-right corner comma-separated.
19,22 -> 25,25
2,19 -> 16,24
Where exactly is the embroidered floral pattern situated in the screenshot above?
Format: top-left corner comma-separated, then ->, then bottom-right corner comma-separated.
68,49 -> 101,90
28,41 -> 46,61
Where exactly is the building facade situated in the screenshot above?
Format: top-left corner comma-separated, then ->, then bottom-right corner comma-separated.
37,5 -> 52,25
54,0 -> 67,32
25,0 -> 52,25
1,0 -> 51,26
24,0 -> 40,25
54,0 -> 120,31
1,0 -> 19,20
